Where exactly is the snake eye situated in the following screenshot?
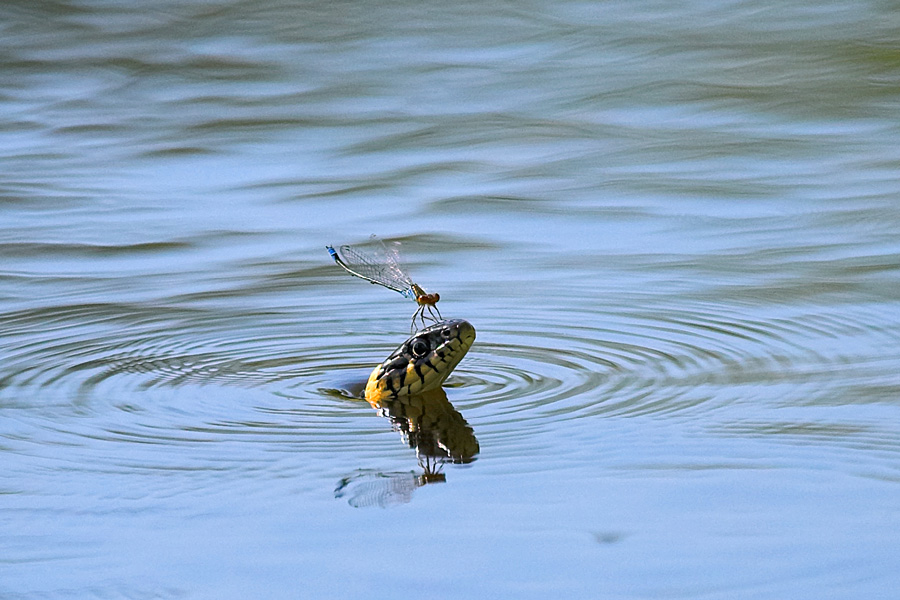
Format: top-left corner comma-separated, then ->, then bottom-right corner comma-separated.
440,327 -> 451,339
411,340 -> 429,358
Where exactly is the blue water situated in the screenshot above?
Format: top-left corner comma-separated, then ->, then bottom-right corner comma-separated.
2,1 -> 900,598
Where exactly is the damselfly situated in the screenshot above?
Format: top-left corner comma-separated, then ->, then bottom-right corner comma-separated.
326,236 -> 442,330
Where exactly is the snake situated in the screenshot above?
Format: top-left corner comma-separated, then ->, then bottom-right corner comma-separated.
364,319 -> 476,404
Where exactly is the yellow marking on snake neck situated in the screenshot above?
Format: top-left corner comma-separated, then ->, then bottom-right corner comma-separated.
364,364 -> 387,407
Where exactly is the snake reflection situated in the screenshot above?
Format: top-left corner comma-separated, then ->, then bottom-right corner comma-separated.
336,320 -> 478,508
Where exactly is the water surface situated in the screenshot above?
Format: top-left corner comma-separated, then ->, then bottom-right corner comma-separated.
2,1 -> 900,598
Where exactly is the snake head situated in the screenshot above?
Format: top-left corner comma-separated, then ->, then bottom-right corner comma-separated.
365,319 -> 475,403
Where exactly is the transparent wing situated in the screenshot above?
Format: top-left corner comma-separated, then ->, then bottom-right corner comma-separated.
329,237 -> 417,299
334,470 -> 422,508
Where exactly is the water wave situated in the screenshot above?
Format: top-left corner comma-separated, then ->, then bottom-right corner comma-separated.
3,297 -> 899,485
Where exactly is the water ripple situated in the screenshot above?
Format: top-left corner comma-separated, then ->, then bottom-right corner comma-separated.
2,293 -> 899,487
436,303 -> 900,479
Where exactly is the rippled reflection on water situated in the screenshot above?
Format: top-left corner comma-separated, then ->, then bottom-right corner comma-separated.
335,387 -> 478,508
3,0 -> 900,597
